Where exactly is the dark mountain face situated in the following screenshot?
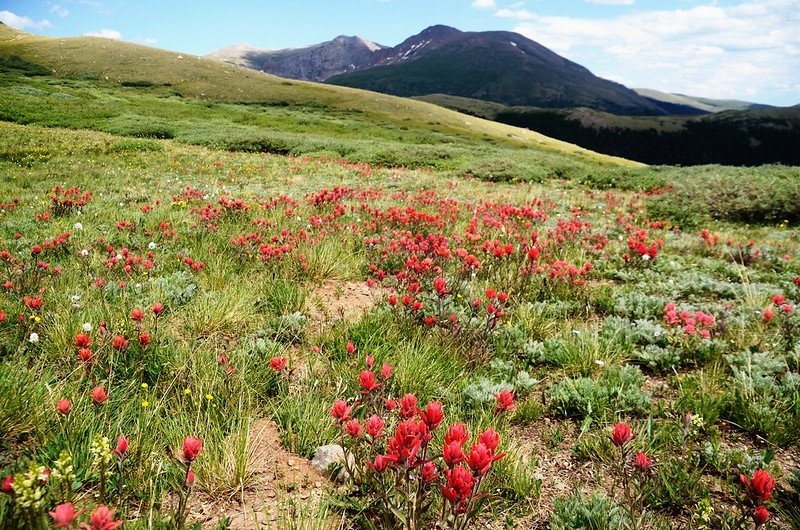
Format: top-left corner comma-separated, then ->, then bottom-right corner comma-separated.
235,35 -> 386,82
208,25 -> 665,115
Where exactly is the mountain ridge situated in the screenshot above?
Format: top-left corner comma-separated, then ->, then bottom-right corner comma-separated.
208,25 -> 665,115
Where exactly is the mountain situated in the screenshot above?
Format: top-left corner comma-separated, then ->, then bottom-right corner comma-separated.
219,35 -> 387,82
634,88 -> 772,114
209,25 -> 665,116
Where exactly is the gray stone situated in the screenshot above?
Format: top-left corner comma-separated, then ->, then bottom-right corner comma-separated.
311,444 -> 346,473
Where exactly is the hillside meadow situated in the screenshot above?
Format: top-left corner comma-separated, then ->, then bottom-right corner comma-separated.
1,21 -> 800,530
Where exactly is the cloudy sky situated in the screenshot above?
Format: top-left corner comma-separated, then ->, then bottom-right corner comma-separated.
2,0 -> 798,106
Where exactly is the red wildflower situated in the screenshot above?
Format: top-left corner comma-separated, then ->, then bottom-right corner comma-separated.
399,393 -> 419,418
186,469 -> 195,485
269,356 -> 288,373
611,422 -> 636,447
330,399 -> 351,422
49,502 -> 81,528
380,363 -> 393,379
440,464 -> 475,510
24,295 -> 44,310
763,308 -> 775,323
79,505 -> 122,530
78,348 -> 93,364
346,341 -> 356,354
365,414 -> 385,438
359,370 -> 380,392
151,302 -> 165,315
478,428 -> 500,453
386,419 -> 426,465
421,461 -> 438,483
57,399 -> 71,415
740,469 -> 775,501
2,475 -> 12,494
90,386 -> 108,405
433,277 -> 447,296
113,437 -> 129,458
633,452 -> 653,472
753,505 -> 770,527
182,436 -> 203,463
445,423 -> 469,446
443,440 -> 465,467
367,454 -> 392,472
345,419 -> 362,437
420,401 -> 444,429
130,308 -> 144,322
112,335 -> 128,351
74,333 -> 92,348
138,331 -> 151,346
494,389 -> 516,412
466,442 -> 505,476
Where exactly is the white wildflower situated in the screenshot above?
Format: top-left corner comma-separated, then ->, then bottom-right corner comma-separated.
29,333 -> 39,343
73,222 -> 83,231
82,322 -> 93,332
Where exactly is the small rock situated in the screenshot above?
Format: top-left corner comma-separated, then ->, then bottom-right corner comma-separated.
287,459 -> 296,467
311,444 -> 345,473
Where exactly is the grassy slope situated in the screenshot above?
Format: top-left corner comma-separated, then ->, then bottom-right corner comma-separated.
0,23 -> 639,169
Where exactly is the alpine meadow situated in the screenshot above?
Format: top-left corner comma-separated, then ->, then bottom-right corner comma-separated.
1,14 -> 800,530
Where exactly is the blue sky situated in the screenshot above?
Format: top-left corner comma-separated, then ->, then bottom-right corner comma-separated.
2,0 -> 799,106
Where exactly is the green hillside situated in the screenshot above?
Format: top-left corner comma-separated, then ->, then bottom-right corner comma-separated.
0,22 -> 638,172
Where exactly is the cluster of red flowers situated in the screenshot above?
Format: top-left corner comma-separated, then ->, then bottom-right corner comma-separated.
699,229 -> 720,247
663,303 -> 716,339
762,294 -> 795,323
739,469 -> 775,527
101,245 -> 156,276
330,353 -> 511,525
50,185 -> 93,216
624,228 -> 663,262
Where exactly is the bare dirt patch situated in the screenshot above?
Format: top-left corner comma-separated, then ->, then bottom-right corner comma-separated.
305,280 -> 385,335
188,419 -> 330,529
512,418 -> 610,529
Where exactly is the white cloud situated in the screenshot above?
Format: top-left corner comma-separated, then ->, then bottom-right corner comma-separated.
0,10 -> 52,30
83,28 -> 122,39
586,0 -> 635,5
50,4 -> 69,17
472,0 -> 497,9
495,8 -> 535,20
502,0 -> 800,104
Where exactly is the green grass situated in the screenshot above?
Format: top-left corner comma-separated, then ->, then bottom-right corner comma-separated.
1,21 -> 800,530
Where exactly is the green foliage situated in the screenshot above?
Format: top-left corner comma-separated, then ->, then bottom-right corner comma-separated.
153,271 -> 198,307
550,492 -> 630,530
648,166 -> 800,226
648,456 -> 708,511
550,365 -> 652,422
0,360 -> 49,448
102,114 -> 176,139
462,359 -> 537,407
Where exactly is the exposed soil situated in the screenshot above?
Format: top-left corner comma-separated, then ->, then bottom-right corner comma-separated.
187,419 -> 331,529
511,418 -> 610,528
305,280 -> 385,335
